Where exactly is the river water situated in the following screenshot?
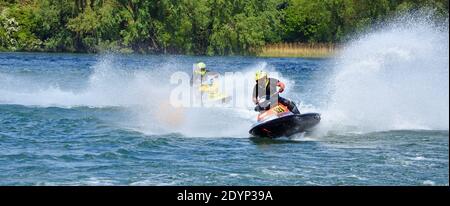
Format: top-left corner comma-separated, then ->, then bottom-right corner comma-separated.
0,18 -> 448,185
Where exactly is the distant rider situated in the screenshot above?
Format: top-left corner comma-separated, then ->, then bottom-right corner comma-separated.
191,62 -> 209,85
252,70 -> 300,114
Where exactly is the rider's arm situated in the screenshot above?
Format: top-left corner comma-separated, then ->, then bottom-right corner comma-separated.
277,81 -> 285,93
252,85 -> 259,104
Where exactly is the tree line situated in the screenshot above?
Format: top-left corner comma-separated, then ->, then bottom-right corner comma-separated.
0,0 -> 448,55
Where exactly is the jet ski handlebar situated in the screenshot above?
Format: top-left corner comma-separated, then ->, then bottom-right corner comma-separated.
255,92 -> 280,110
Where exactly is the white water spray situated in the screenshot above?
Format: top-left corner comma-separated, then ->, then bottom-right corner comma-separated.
0,56 -> 284,137
322,13 -> 449,132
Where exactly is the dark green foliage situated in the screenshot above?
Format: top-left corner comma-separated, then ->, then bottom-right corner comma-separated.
0,0 -> 448,54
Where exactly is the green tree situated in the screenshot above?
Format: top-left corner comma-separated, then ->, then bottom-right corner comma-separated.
0,0 -> 448,54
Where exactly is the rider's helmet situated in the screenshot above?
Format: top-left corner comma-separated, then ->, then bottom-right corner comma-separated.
255,70 -> 268,81
197,62 -> 206,69
195,62 -> 207,75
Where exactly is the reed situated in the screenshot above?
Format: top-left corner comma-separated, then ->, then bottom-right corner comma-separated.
258,42 -> 338,58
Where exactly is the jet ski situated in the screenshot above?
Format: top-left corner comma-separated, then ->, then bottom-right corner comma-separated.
249,99 -> 321,138
199,82 -> 231,104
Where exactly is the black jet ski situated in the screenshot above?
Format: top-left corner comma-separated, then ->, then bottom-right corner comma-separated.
249,99 -> 320,138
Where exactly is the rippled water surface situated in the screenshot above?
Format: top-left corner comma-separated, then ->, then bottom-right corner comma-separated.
0,51 -> 448,185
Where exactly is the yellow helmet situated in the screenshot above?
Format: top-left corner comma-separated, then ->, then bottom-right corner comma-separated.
255,70 -> 268,81
197,62 -> 206,69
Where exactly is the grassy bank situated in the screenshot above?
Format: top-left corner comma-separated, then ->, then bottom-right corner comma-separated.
258,43 -> 338,58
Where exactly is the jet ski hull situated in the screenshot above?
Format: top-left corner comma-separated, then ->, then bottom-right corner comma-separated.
249,113 -> 321,138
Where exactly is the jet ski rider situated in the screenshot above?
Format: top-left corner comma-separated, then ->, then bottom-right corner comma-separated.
252,70 -> 300,114
191,62 -> 209,85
